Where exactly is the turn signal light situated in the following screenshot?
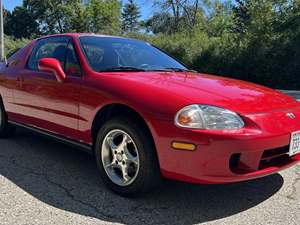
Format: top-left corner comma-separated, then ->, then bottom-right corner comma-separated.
171,142 -> 196,151
177,114 -> 193,126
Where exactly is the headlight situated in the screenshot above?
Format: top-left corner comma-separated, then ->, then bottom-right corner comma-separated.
175,105 -> 244,130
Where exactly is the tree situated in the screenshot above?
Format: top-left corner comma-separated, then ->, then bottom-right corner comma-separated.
23,0 -> 122,35
232,0 -> 252,34
143,12 -> 175,34
3,0 -> 300,89
206,1 -> 233,37
152,0 -> 205,32
122,0 -> 141,33
4,6 -> 40,38
144,0 -> 209,34
64,0 -> 89,32
3,9 -> 12,35
23,0 -> 69,34
86,0 -> 121,34
154,0 -> 182,32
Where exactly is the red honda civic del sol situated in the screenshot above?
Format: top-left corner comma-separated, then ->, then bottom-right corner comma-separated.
0,33 -> 300,196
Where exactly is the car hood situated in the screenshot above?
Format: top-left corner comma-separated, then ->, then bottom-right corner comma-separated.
114,71 -> 299,114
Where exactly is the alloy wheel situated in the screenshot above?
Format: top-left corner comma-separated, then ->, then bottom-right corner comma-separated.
101,129 -> 140,187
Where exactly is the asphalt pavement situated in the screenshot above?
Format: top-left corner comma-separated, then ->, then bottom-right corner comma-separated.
0,128 -> 299,225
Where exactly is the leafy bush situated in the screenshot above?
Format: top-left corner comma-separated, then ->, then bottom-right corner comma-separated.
4,35 -> 29,57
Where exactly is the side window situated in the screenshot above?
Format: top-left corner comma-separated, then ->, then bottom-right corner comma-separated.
65,42 -> 81,76
27,37 -> 70,71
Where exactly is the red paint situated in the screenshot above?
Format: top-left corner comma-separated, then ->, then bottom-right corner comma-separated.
38,58 -> 66,83
0,33 -> 300,184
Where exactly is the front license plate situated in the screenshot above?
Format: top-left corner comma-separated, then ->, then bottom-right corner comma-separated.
289,131 -> 300,156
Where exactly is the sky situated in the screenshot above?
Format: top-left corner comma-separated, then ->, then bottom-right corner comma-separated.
3,0 -> 23,11
3,0 -> 154,19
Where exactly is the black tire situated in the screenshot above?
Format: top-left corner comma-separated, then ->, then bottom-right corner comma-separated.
94,116 -> 161,196
0,98 -> 16,138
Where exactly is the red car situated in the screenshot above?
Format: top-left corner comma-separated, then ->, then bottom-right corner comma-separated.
0,33 -> 300,196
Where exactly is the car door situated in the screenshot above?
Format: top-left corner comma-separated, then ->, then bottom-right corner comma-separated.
13,36 -> 82,140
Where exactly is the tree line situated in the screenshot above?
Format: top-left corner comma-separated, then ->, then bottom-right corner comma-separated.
4,0 -> 300,89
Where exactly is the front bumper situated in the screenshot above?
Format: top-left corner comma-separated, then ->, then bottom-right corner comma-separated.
149,107 -> 300,184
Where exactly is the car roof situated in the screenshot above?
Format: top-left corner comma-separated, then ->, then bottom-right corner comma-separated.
36,33 -> 137,41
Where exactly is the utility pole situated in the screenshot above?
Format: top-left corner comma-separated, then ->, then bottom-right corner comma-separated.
0,0 -> 4,61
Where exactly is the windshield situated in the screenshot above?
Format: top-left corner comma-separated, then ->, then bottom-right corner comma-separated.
79,36 -> 187,72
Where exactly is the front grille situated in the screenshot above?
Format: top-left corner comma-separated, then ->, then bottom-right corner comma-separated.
259,146 -> 290,169
230,146 -> 291,174
261,146 -> 289,160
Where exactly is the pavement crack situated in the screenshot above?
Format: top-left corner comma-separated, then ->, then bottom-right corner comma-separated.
131,203 -> 169,213
6,156 -> 122,223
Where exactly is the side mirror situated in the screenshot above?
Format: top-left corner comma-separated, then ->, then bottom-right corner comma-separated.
38,58 -> 66,83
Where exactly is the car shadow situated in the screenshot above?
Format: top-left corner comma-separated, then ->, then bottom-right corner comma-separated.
0,128 -> 284,225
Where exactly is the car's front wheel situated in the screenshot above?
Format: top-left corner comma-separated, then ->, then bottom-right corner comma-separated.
94,117 -> 161,196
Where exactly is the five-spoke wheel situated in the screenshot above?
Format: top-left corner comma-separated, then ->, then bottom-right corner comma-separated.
95,116 -> 161,196
101,129 -> 140,186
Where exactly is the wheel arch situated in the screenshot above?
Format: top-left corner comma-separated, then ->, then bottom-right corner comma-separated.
91,103 -> 156,151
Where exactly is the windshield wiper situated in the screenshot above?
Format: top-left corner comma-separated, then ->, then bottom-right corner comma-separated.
164,67 -> 197,72
149,67 -> 197,73
99,66 -> 146,72
98,66 -> 197,73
